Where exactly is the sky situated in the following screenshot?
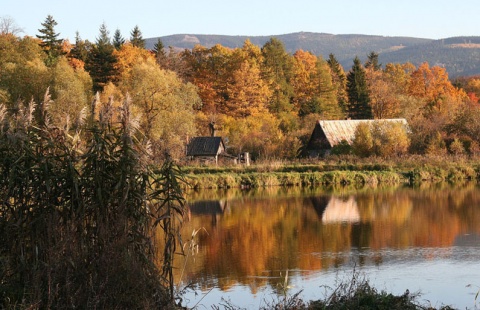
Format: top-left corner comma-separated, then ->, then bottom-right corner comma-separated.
2,0 -> 479,43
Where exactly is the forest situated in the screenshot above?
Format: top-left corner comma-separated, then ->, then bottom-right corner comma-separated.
2,16 -> 480,162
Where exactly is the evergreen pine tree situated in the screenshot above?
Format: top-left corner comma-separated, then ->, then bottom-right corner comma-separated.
365,51 -> 382,70
70,32 -> 89,63
113,29 -> 125,50
261,38 -> 294,114
36,15 -> 64,66
153,38 -> 167,67
346,56 -> 373,119
130,25 -> 145,48
327,53 -> 349,114
85,23 -> 118,92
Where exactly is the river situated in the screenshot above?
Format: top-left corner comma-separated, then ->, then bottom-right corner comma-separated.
172,183 -> 480,309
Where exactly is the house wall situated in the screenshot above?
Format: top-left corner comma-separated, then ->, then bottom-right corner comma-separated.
306,123 -> 332,157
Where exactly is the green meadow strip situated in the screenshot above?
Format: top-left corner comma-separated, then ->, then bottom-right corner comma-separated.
183,163 -> 480,189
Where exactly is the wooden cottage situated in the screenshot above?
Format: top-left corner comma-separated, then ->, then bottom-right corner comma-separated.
186,136 -> 226,164
306,119 -> 408,157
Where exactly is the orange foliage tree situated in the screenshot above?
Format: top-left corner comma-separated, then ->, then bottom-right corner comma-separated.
408,62 -> 467,112
291,50 -> 340,118
181,44 -> 233,115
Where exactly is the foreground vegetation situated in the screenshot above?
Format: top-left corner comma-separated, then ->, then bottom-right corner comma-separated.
0,95 -> 187,309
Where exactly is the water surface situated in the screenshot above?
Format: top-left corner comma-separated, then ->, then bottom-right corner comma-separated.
173,183 -> 480,309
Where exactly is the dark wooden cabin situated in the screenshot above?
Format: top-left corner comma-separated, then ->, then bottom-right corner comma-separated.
306,119 -> 408,157
186,136 -> 226,164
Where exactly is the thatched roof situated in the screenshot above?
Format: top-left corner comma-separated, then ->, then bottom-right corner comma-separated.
186,137 -> 225,157
316,119 -> 408,147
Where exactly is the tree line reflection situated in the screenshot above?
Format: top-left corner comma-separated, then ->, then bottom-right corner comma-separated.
167,183 -> 480,293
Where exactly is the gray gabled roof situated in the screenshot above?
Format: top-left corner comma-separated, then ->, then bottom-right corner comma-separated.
317,119 -> 408,147
186,137 -> 225,156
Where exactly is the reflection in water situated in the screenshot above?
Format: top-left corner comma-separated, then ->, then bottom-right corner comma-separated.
187,200 -> 229,226
173,184 -> 480,309
317,196 -> 360,223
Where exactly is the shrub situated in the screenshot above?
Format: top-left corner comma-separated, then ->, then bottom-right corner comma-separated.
449,138 -> 465,156
352,122 -> 374,157
330,139 -> 353,156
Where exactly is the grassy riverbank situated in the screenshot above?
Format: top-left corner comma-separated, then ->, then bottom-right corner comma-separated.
183,155 -> 480,189
215,274 -> 456,310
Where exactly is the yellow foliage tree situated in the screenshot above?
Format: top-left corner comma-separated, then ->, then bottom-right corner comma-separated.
49,56 -> 92,128
220,111 -> 284,159
113,43 -> 155,79
225,43 -> 271,118
119,58 -> 200,159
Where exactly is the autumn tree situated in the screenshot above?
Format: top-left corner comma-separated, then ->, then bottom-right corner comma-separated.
130,25 -> 145,49
113,28 -> 125,50
163,46 -> 189,78
0,35 -> 50,105
425,131 -> 447,156
314,56 -> 343,119
49,56 -> 92,128
220,112 -> 285,159
346,56 -> 372,119
114,43 -> 155,78
384,62 -> 414,91
407,62 -> 466,113
36,15 -> 64,66
291,50 -> 317,112
382,62 -> 423,119
225,41 -> 271,118
119,58 -> 200,159
291,50 -> 341,118
449,138 -> 465,156
448,101 -> 480,145
181,44 -> 233,114
453,76 -> 480,104
365,67 -> 400,118
86,23 -> 118,92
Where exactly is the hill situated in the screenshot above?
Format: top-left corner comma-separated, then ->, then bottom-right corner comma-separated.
145,32 -> 480,78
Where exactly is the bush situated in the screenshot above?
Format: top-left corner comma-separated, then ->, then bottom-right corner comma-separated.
330,139 -> 353,156
352,121 -> 410,158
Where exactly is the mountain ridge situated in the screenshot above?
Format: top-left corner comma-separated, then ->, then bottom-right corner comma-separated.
145,32 -> 480,78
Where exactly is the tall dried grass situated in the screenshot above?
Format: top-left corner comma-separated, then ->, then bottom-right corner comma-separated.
0,91 -> 186,309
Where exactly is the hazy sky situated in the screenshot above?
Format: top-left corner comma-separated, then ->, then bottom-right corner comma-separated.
3,0 -> 479,42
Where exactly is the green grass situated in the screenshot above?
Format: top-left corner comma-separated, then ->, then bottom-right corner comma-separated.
182,155 -> 480,189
